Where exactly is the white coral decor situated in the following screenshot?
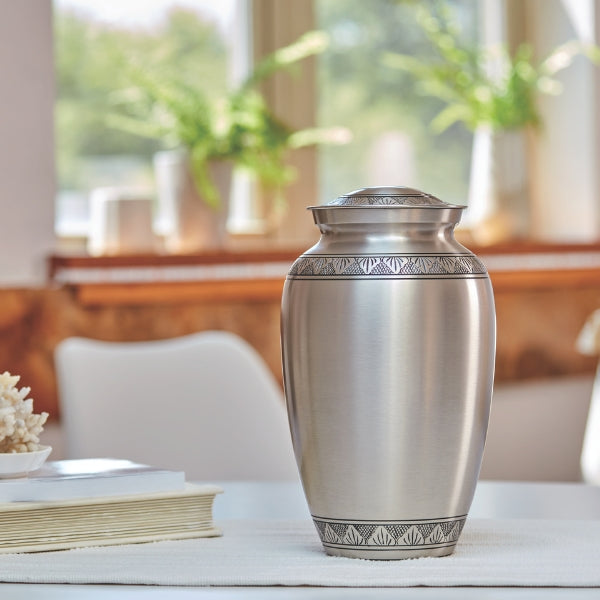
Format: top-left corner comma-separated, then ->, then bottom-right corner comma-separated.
0,371 -> 49,453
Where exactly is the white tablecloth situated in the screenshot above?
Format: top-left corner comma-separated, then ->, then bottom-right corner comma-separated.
1,519 -> 599,587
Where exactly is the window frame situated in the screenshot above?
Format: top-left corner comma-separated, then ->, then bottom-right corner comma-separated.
50,0 -> 600,249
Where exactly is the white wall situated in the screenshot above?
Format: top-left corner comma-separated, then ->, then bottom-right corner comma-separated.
0,1 -> 56,286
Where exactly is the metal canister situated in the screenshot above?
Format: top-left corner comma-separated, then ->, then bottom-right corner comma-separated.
281,186 -> 496,559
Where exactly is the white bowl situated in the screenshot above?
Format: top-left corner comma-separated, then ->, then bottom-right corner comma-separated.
0,446 -> 52,478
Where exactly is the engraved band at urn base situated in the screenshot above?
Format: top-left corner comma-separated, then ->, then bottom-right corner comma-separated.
312,515 -> 467,552
287,254 -> 488,279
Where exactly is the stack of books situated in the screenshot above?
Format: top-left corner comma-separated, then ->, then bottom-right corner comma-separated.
0,458 -> 222,553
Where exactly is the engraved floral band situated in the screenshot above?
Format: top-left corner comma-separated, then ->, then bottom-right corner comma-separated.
312,515 -> 467,551
326,193 -> 447,206
288,254 -> 488,279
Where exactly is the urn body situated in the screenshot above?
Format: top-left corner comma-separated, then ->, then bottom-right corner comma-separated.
280,187 -> 496,559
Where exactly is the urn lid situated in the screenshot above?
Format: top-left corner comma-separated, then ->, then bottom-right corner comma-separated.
324,186 -> 458,208
309,186 -> 464,226
313,186 -> 462,208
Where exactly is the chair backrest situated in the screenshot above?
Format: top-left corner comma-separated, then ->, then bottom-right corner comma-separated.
55,331 -> 299,481
581,368 -> 600,485
577,310 -> 600,485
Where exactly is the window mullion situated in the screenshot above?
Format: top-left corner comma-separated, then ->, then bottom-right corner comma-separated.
251,0 -> 319,248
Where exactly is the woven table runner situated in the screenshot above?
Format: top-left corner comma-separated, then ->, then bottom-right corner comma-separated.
0,519 -> 598,587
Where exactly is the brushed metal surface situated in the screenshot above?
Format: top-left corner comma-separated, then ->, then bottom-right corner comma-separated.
281,187 -> 496,559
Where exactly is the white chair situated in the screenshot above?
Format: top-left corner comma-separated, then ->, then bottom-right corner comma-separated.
577,310 -> 600,484
581,376 -> 600,485
54,331 -> 299,481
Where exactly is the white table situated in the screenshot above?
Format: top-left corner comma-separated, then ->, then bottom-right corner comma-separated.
2,480 -> 600,599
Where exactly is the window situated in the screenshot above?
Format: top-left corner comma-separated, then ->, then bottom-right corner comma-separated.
53,0 -> 237,238
315,0 -> 478,205
314,0 -> 600,242
53,0 -> 600,247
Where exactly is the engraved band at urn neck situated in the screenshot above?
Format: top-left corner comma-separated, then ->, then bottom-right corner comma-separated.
312,515 -> 467,551
287,254 -> 488,279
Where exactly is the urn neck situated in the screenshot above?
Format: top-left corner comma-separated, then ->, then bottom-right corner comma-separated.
309,186 -> 467,252
311,222 -> 467,256
315,221 -> 459,242
311,206 -> 463,230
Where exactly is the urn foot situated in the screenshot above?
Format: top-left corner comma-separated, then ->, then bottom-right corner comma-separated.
324,545 -> 456,560
313,515 -> 467,561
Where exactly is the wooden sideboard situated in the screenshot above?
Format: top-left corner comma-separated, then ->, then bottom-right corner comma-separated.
1,243 -> 599,418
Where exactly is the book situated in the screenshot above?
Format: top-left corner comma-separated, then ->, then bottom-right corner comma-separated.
0,458 -> 186,502
0,483 -> 223,553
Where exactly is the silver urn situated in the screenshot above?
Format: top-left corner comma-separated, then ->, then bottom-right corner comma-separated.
281,186 -> 496,559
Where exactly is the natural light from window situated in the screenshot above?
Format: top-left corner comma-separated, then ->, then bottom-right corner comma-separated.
315,0 -> 478,206
53,0 -> 236,238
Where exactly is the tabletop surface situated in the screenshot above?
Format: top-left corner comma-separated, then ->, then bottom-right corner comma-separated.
3,479 -> 600,599
212,479 -> 600,521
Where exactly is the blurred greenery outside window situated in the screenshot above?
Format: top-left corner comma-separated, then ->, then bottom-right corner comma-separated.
315,0 -> 477,206
56,1 -> 598,246
53,0 -> 238,238
54,0 -> 480,243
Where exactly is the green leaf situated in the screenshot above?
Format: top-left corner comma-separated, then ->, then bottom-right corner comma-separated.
430,103 -> 473,133
105,113 -> 170,141
241,30 -> 329,91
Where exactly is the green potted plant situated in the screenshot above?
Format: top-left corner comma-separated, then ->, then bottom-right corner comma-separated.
108,31 -> 346,252
383,3 -> 599,242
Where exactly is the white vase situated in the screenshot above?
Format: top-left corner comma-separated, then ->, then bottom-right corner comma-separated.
153,150 -> 232,254
87,187 -> 158,256
463,126 -> 529,244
